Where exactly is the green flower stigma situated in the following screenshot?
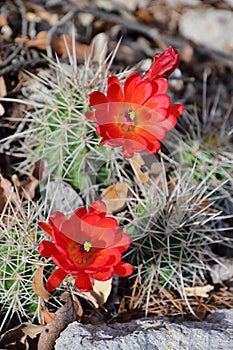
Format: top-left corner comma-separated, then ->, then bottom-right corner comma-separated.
84,241 -> 92,252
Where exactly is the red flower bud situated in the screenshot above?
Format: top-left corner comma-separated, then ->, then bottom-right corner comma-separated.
144,46 -> 179,80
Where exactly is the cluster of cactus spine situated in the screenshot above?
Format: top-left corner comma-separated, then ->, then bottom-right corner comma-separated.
123,158 -> 232,313
0,198 -> 42,330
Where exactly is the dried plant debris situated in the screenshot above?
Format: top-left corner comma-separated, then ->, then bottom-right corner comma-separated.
37,292 -> 81,350
0,322 -> 44,350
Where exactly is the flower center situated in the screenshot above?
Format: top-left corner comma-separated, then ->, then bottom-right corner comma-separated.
80,241 -> 92,253
120,108 -> 136,133
124,108 -> 136,122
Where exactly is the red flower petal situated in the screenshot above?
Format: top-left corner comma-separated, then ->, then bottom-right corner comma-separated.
73,207 -> 87,218
39,238 -> 80,274
93,267 -> 114,281
38,222 -> 53,237
49,212 -> 67,233
146,138 -> 161,153
114,262 -> 134,277
85,110 -> 96,121
104,124 -> 123,139
75,272 -> 93,292
108,76 -> 121,86
124,72 -> 143,101
98,248 -> 122,266
107,83 -> 123,102
89,200 -> 107,217
46,268 -> 67,292
59,215 -> 82,243
89,91 -> 108,106
83,254 -> 111,272
38,240 -> 55,257
151,78 -> 168,94
114,230 -> 131,252
122,134 -> 147,155
130,80 -> 153,105
169,103 -> 185,118
143,94 -> 170,111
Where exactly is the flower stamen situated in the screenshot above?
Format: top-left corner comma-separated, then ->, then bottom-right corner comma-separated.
80,241 -> 92,253
124,108 -> 136,122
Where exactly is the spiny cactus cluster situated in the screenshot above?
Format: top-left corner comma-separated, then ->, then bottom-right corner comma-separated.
167,104 -> 233,206
15,61 -> 100,191
124,157 -> 230,303
0,199 -> 42,330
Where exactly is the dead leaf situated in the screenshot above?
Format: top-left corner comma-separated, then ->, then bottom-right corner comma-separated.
0,323 -> 44,349
0,13 -> 8,26
32,265 -> 50,300
0,175 -> 19,213
12,159 -> 47,199
12,173 -> 39,199
91,32 -> 108,64
102,183 -> 129,214
85,279 -> 112,308
184,285 -> 214,298
26,31 -> 90,60
32,158 -> 47,181
40,305 -> 55,325
25,2 -> 58,26
37,291 -> 81,350
136,9 -> 154,24
25,31 -> 48,50
131,153 -> 148,185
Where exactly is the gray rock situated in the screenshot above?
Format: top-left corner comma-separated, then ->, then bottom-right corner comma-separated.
179,8 -> 233,54
55,309 -> 233,350
225,0 -> 233,7
165,0 -> 201,6
42,180 -> 83,216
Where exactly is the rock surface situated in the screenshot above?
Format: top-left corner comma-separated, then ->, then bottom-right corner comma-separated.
179,8 -> 233,54
55,309 -> 233,350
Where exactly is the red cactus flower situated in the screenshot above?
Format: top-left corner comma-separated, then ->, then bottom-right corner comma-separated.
144,46 -> 179,80
38,200 -> 133,292
87,56 -> 184,157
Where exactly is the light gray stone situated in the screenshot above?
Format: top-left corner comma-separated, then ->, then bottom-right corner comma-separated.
179,8 -> 233,54
42,180 -> 83,216
225,0 -> 233,7
165,0 -> 201,5
55,309 -> 233,350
